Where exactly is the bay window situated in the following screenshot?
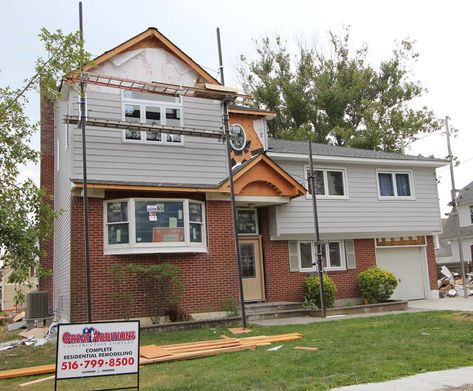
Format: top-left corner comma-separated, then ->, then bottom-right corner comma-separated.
104,198 -> 206,254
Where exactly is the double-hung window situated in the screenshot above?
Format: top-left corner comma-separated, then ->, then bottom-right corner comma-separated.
122,90 -> 183,144
296,240 -> 346,272
377,170 -> 414,199
305,167 -> 347,198
104,198 -> 206,255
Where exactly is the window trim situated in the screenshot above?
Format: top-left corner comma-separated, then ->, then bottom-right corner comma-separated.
304,166 -> 349,199
297,240 -> 346,272
470,205 -> 473,225
229,123 -> 247,152
103,198 -> 206,255
376,169 -> 415,200
236,208 -> 259,236
121,91 -> 185,146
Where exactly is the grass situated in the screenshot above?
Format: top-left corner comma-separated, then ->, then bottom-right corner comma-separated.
1,311 -> 473,390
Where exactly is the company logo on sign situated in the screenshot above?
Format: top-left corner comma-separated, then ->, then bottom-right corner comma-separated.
62,327 -> 137,344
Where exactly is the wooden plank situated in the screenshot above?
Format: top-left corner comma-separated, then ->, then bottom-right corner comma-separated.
0,364 -> 55,380
140,345 -> 172,359
228,327 -> 252,335
13,311 -> 25,322
162,341 -> 240,354
293,347 -> 319,351
158,338 -> 238,349
140,345 -> 254,365
19,375 -> 55,387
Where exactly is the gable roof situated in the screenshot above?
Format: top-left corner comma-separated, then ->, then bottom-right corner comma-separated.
218,154 -> 306,198
458,181 -> 473,204
84,27 -> 220,85
268,139 -> 448,166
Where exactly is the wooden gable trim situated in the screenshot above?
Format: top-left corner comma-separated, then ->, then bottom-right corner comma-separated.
84,28 -> 220,85
218,154 -> 306,198
228,107 -> 276,117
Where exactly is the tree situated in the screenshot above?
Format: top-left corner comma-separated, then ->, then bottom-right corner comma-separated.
238,28 -> 441,153
0,28 -> 89,304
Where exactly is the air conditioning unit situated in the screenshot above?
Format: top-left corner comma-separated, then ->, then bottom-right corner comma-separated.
26,291 -> 49,319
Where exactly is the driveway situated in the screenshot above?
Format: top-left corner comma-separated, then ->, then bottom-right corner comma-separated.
408,297 -> 473,312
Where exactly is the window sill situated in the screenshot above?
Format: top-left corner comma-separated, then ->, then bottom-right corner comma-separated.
104,245 -> 207,255
378,196 -> 416,201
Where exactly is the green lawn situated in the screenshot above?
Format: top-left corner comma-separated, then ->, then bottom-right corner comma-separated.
1,311 -> 473,390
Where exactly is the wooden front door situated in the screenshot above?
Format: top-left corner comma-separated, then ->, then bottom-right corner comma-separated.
239,238 -> 265,302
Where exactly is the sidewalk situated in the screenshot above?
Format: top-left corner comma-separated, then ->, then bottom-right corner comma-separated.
332,366 -> 473,390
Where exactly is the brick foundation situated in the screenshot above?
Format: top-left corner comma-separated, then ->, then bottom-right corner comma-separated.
426,235 -> 438,291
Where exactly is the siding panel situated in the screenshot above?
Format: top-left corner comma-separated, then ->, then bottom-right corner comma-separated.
271,160 -> 442,237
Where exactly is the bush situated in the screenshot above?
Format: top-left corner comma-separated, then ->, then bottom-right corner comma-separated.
303,274 -> 337,309
358,267 -> 398,304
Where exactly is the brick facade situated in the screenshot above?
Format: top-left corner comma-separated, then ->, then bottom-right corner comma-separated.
67,195 -> 438,321
426,235 -> 438,290
70,195 -> 240,322
260,208 -> 377,302
39,94 -> 55,308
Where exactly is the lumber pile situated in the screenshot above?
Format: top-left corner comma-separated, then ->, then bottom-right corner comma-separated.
0,333 -> 303,380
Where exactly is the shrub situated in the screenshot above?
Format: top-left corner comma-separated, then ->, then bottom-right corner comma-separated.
303,274 -> 337,309
222,297 -> 240,317
358,267 -> 398,304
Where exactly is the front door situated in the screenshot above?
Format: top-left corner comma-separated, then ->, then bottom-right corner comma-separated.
239,238 -> 265,302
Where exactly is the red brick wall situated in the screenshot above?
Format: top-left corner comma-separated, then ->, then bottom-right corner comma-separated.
260,208 -> 377,302
70,196 -> 240,322
39,95 -> 55,308
426,235 -> 438,290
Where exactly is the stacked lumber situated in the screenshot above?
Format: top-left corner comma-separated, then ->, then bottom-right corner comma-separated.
139,333 -> 304,363
0,332 -> 304,380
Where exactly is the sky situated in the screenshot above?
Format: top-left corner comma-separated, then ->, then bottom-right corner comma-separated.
1,0 -> 472,216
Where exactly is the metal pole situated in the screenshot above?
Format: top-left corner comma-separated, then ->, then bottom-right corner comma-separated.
445,117 -> 468,298
217,28 -> 247,328
308,140 -> 326,317
79,2 -> 93,321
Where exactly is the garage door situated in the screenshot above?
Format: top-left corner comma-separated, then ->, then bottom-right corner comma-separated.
376,247 -> 425,300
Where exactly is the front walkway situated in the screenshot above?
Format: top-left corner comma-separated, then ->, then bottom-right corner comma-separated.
332,366 -> 473,390
408,297 -> 473,312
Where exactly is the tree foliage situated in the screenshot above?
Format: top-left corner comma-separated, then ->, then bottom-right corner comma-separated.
0,28 -> 89,304
238,28 -> 440,152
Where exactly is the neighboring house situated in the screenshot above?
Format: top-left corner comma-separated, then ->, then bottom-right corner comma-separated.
1,265 -> 38,311
439,182 -> 473,272
39,28 -> 447,323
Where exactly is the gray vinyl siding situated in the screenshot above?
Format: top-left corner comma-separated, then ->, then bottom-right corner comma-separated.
54,99 -> 72,321
70,92 -> 227,185
272,160 -> 442,237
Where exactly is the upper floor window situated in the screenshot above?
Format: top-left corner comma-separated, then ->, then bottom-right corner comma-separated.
305,167 -> 347,198
122,90 -> 183,145
470,205 -> 473,224
377,170 -> 414,199
104,198 -> 206,255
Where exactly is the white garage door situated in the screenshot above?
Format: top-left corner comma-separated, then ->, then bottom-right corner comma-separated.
376,247 -> 426,300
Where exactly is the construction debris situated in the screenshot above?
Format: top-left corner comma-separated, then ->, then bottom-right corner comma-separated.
12,312 -> 25,323
228,327 -> 252,335
438,266 -> 473,297
293,346 -> 319,351
0,332 -> 304,380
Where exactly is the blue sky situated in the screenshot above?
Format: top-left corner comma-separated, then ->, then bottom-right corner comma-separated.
2,0 -> 472,215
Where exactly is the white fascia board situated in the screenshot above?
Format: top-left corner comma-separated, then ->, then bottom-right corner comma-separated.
270,230 -> 442,241
267,152 -> 448,168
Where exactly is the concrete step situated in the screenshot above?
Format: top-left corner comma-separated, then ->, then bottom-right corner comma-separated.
246,308 -> 312,321
245,302 -> 304,315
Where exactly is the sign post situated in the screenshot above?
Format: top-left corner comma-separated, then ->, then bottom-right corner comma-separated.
55,320 -> 140,390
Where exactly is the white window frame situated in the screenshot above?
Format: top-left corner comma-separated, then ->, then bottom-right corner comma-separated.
121,91 -> 185,146
104,198 -> 206,255
229,123 -> 247,151
304,166 -> 348,199
376,169 -> 415,200
236,208 -> 259,236
297,240 -> 346,272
